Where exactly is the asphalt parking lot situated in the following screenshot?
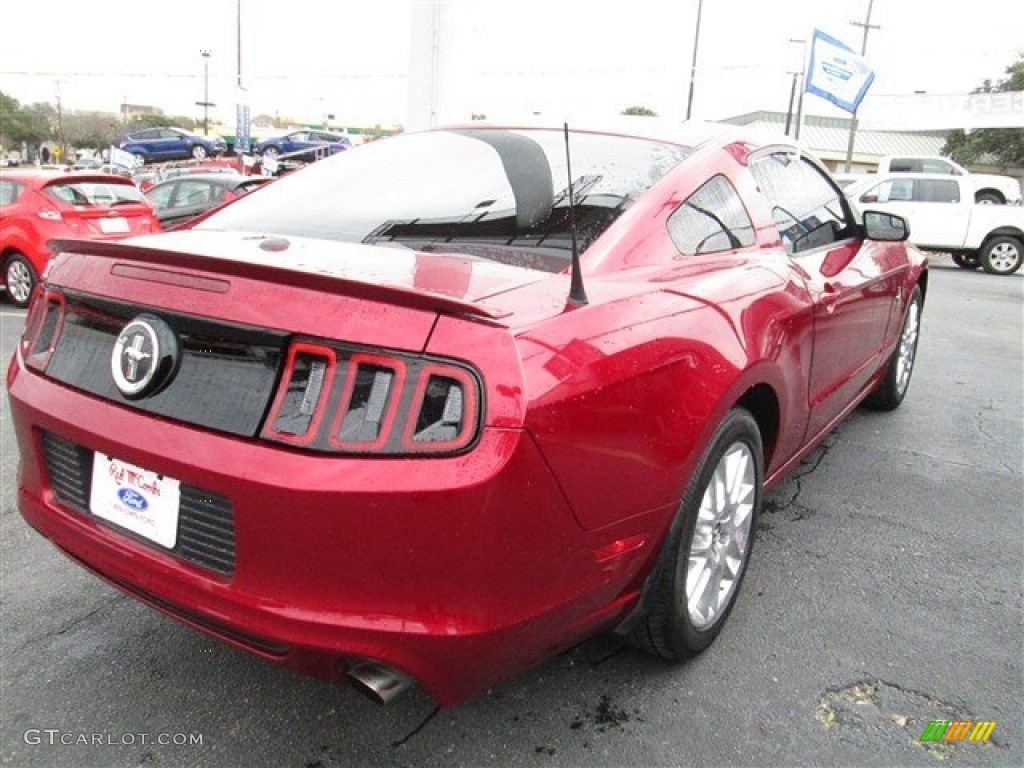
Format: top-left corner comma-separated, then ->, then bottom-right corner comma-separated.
1,255 -> 1021,768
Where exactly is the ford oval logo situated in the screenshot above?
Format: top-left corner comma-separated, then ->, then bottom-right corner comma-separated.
118,488 -> 149,512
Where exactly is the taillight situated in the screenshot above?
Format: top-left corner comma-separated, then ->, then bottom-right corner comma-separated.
20,289 -> 66,372
263,343 -> 337,446
402,364 -> 478,452
262,341 -> 481,456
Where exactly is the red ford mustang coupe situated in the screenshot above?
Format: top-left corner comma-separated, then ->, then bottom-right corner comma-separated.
8,121 -> 926,706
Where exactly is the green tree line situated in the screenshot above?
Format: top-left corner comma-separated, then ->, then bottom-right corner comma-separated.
1,90 -> 200,152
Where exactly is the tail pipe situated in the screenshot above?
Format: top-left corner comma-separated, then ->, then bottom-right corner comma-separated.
346,661 -> 414,705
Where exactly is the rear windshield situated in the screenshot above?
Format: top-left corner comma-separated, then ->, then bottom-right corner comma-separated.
198,129 -> 691,272
45,180 -> 146,207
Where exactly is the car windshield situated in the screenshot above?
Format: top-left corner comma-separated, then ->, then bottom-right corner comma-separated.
45,180 -> 146,206
198,129 -> 691,272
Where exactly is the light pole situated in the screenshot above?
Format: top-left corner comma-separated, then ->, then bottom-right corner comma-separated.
197,50 -> 215,136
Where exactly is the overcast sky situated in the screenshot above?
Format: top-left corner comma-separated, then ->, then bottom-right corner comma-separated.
1,0 -> 1020,127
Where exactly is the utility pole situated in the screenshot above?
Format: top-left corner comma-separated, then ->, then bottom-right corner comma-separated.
236,0 -> 242,89
685,0 -> 705,120
843,0 -> 879,172
785,38 -> 807,138
54,79 -> 65,163
196,50 -> 216,136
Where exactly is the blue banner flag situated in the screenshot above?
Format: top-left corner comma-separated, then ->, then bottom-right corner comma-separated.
805,28 -> 876,114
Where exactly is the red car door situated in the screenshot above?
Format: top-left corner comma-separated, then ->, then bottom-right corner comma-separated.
750,151 -> 897,439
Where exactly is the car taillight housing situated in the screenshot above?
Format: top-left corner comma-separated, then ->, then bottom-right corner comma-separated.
19,288 -> 66,372
262,340 -> 482,456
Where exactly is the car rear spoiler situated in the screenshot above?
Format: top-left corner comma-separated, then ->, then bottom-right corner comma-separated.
48,238 -> 511,322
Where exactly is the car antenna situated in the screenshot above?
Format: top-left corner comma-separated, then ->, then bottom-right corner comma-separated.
563,122 -> 588,307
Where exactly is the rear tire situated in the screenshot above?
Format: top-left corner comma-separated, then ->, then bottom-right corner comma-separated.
979,236 -> 1023,275
4,252 -> 38,308
629,408 -> 763,660
190,144 -> 208,160
864,286 -> 922,411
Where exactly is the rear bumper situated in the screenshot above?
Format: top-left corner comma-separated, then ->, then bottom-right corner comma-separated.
8,357 -> 639,705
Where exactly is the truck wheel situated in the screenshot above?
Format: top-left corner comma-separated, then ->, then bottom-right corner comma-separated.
951,253 -> 979,270
980,236 -> 1023,275
974,190 -> 1003,205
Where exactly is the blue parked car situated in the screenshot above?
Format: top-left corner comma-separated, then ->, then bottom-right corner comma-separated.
119,127 -> 227,164
253,130 -> 352,162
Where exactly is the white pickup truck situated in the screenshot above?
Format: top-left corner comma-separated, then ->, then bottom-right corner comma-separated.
846,172 -> 1024,275
876,155 -> 1022,205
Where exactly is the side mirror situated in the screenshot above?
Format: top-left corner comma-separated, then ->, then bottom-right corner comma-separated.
863,210 -> 910,242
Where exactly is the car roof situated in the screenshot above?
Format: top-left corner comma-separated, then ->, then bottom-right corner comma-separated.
434,116 -> 796,153
145,172 -> 247,189
0,169 -> 136,186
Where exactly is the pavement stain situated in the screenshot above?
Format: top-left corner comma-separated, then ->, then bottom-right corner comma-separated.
570,693 -> 633,734
814,678 -> 1005,760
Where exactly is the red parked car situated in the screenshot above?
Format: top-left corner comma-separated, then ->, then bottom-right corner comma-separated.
7,121 -> 926,707
1,170 -> 159,306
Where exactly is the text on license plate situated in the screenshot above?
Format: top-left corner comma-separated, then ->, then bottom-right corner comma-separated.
89,453 -> 181,548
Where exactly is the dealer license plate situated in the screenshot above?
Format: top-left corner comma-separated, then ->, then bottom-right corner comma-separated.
89,454 -> 181,548
99,216 -> 130,234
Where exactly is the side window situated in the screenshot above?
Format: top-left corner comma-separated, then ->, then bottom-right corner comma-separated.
888,158 -> 915,172
920,158 -> 954,175
0,180 -> 23,206
146,183 -> 176,209
668,175 -> 755,255
864,178 -> 914,203
915,179 -> 960,203
177,180 -> 218,206
135,129 -> 158,140
751,152 -> 852,255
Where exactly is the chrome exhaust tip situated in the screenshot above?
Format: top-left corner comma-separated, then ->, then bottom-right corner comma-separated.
346,661 -> 414,705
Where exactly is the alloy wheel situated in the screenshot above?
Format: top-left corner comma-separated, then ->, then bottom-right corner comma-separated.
685,442 -> 755,630
988,242 -> 1020,273
6,259 -> 32,305
895,300 -> 920,396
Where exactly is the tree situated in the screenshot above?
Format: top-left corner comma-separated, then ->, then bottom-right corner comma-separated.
64,110 -> 121,151
126,113 -> 198,132
942,56 -> 1024,168
621,106 -> 657,117
0,91 -> 53,146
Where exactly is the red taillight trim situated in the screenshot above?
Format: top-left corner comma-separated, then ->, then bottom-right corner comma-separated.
400,363 -> 479,454
327,353 -> 407,453
22,289 -> 66,372
261,342 -> 338,446
19,286 -> 48,358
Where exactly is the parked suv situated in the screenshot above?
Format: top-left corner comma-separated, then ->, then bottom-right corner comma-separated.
119,127 -> 227,164
876,155 -> 1022,205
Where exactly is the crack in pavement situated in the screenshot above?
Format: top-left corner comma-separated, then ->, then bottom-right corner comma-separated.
391,706 -> 440,748
764,430 -> 841,518
10,593 -> 125,654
